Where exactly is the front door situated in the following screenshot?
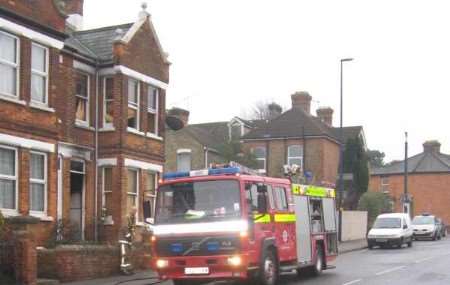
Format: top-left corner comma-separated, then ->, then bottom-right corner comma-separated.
69,161 -> 85,241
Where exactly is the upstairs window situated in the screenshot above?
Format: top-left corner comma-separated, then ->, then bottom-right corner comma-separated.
30,152 -> 47,215
75,72 -> 89,124
381,176 -> 389,193
0,146 -> 17,212
177,150 -> 191,172
252,147 -> 267,173
127,79 -> 139,130
0,31 -> 19,97
103,77 -> 114,127
31,43 -> 48,105
147,85 -> 158,135
287,145 -> 303,169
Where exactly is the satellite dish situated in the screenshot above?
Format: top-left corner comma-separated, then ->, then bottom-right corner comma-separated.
165,115 -> 184,131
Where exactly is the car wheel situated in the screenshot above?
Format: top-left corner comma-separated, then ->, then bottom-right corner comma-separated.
407,238 -> 413,247
368,244 -> 373,250
258,249 -> 278,285
311,246 -> 324,276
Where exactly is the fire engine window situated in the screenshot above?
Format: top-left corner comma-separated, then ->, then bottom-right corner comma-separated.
266,185 -> 275,210
311,199 -> 324,233
245,183 -> 258,212
274,187 -> 288,211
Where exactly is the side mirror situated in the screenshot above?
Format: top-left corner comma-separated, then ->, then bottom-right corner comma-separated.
403,224 -> 407,229
257,193 -> 268,214
143,200 -> 153,224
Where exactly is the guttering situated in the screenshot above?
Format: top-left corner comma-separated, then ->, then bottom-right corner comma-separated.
242,135 -> 342,145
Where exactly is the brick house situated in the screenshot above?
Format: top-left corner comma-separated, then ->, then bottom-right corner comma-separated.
165,108 -> 266,172
166,92 -> 365,189
369,140 -> 450,224
0,0 -> 169,244
241,92 -> 366,186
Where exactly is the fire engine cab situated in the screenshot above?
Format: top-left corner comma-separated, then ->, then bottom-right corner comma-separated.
144,164 -> 338,285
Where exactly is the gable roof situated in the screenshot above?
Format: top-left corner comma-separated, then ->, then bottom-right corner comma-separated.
372,151 -> 450,176
242,107 -> 340,141
64,14 -> 169,64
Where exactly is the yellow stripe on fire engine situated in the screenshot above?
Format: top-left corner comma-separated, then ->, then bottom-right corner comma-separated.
274,214 -> 296,223
254,214 -> 271,223
292,184 -> 336,198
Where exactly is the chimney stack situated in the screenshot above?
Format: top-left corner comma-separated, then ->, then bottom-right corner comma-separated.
316,107 -> 334,126
423,140 -> 441,154
291,91 -> 312,114
65,0 -> 84,31
168,107 -> 190,127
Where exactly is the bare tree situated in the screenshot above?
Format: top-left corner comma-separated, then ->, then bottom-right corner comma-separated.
251,101 -> 283,120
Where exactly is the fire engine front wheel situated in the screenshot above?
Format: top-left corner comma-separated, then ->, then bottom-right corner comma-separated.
258,249 -> 279,285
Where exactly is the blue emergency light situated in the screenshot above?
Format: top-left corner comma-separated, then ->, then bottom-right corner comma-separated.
163,166 -> 242,180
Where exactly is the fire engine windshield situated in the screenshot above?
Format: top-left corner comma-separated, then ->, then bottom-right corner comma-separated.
155,180 -> 241,224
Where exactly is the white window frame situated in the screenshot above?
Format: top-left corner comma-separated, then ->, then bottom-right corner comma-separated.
103,77 -> 114,129
0,145 -> 18,215
102,167 -> 113,222
127,168 -> 139,222
381,176 -> 389,193
146,85 -> 159,136
69,159 -> 86,239
252,146 -> 267,174
29,151 -> 47,217
30,42 -> 49,106
0,30 -> 20,99
75,72 -> 90,125
145,171 -> 158,219
287,145 -> 303,169
176,150 -> 192,172
127,79 -> 140,132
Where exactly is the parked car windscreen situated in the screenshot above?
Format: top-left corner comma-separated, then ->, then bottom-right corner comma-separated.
155,180 -> 241,224
413,216 -> 434,225
373,217 -> 401,229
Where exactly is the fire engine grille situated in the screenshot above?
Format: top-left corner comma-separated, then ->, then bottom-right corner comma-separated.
155,236 -> 241,257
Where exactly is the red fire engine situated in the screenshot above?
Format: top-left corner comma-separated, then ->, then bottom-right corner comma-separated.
144,164 -> 338,285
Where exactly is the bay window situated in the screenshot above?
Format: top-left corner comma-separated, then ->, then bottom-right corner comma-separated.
147,85 -> 158,135
30,152 -> 47,215
0,31 -> 19,98
127,79 -> 139,130
75,72 -> 89,124
0,146 -> 17,213
126,169 -> 139,220
31,43 -> 49,105
103,77 -> 114,128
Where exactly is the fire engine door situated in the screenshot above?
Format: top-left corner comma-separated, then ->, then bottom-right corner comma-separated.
322,197 -> 338,255
272,185 -> 296,261
294,195 -> 312,264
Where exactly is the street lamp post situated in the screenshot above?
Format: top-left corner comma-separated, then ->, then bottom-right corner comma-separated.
338,58 -> 353,242
403,131 -> 410,215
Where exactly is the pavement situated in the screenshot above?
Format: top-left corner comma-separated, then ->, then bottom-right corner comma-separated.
338,239 -> 368,253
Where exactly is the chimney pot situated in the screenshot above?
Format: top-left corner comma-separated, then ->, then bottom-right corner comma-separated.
423,140 -> 441,154
291,91 -> 312,114
65,0 -> 84,31
316,107 -> 334,126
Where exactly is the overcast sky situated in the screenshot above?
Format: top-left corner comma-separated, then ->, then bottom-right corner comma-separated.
84,0 -> 450,162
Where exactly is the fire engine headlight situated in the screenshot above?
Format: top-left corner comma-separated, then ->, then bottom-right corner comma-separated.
227,256 -> 242,267
156,259 -> 169,269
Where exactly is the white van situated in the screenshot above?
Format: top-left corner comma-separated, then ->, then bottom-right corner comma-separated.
367,213 -> 413,249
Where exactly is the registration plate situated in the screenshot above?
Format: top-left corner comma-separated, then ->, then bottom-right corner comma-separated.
376,239 -> 387,242
185,267 -> 209,275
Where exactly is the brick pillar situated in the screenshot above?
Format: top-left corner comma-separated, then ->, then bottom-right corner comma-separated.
7,216 -> 40,285
19,149 -> 30,215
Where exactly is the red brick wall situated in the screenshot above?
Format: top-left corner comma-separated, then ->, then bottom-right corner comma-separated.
0,0 -> 67,32
370,173 -> 450,224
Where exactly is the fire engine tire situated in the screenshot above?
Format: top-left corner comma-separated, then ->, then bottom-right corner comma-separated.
258,249 -> 279,285
311,246 -> 324,276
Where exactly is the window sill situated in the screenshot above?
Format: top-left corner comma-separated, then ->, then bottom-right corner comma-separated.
102,220 -> 115,226
127,127 -> 145,137
29,102 -> 55,113
99,126 -> 115,132
146,132 -> 163,141
30,213 -> 54,222
0,94 -> 26,106
0,209 -> 20,217
75,122 -> 95,131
